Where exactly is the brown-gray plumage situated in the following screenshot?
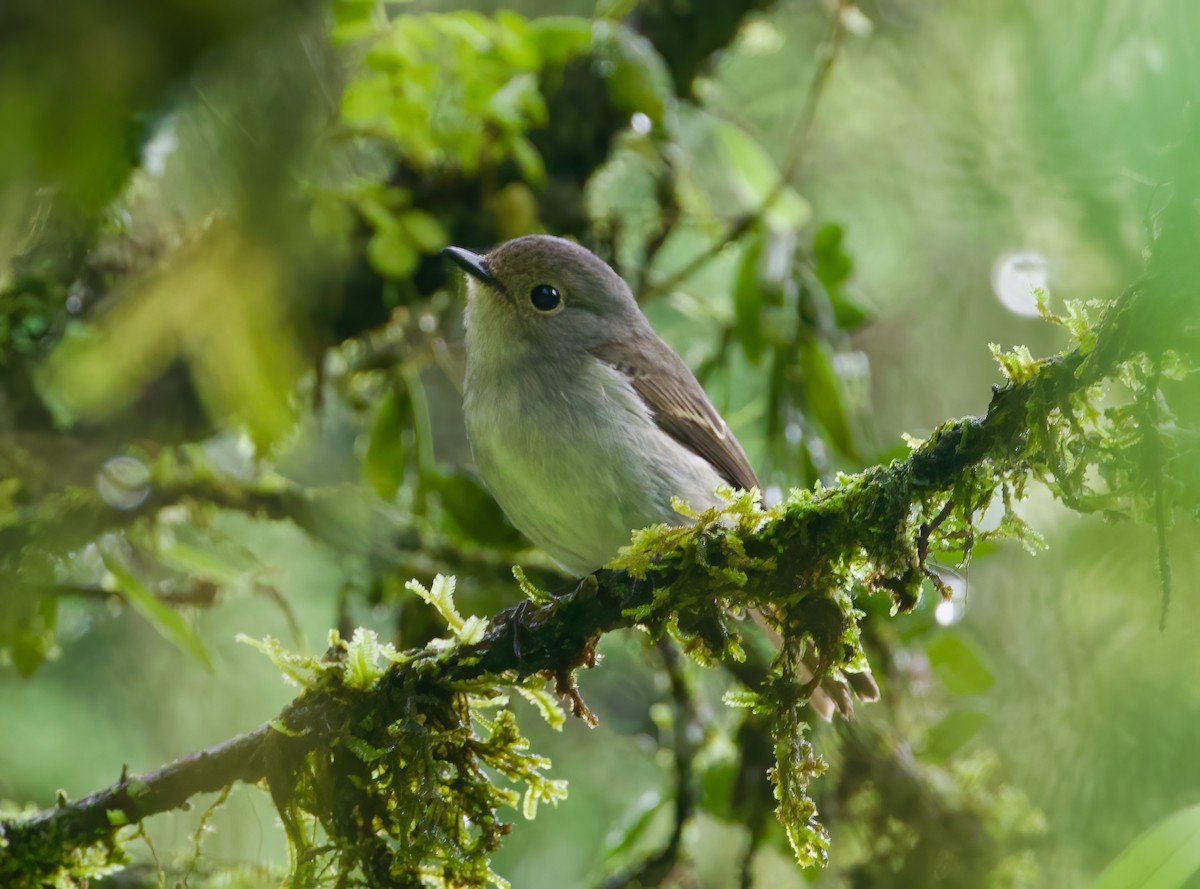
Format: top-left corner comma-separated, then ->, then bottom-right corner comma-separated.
447,234 -> 876,718
590,333 -> 759,492
448,234 -> 753,577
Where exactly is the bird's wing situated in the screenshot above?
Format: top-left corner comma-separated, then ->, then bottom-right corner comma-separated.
592,336 -> 759,491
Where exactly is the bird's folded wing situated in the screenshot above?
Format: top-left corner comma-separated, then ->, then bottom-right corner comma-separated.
592,336 -> 759,491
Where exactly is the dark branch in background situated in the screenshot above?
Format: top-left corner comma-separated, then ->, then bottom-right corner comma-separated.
1,271 -> 1188,881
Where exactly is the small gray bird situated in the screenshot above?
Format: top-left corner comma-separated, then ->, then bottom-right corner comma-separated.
445,235 -> 757,577
445,235 -> 876,717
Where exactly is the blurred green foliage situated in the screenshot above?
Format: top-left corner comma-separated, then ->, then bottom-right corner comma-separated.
1,0 -> 1198,887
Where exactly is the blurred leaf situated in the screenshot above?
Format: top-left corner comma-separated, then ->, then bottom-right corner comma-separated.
486,73 -> 543,130
734,232 -> 767,364
601,790 -> 669,866
712,119 -> 810,231
799,342 -> 856,459
812,222 -> 871,330
367,224 -> 418,279
493,11 -> 542,70
399,209 -> 446,253
1092,804 -> 1200,889
308,193 -> 357,246
698,757 -> 737,822
925,632 -> 995,696
919,709 -> 989,763
528,16 -> 594,65
37,230 -> 304,451
102,554 -> 214,674
158,524 -> 261,583
364,388 -> 410,501
331,0 -> 382,45
339,72 -> 392,124
593,22 -> 672,125
426,469 -> 524,549
10,593 -> 58,677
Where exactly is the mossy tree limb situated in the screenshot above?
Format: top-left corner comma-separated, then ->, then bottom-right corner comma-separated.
1,264 -> 1192,884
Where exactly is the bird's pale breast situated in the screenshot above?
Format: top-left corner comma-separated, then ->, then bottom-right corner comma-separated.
463,356 -> 726,576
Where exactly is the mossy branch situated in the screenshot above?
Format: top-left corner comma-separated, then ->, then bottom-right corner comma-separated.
0,275 -> 1191,885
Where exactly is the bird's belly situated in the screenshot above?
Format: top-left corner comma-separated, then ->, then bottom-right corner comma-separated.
464,364 -> 724,575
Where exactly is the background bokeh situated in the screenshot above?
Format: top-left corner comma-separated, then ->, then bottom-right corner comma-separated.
1,0 -> 1197,886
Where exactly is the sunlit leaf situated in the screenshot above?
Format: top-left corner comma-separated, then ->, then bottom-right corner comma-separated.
38,230 -> 305,451
515,684 -> 565,731
1092,804 -> 1200,889
528,16 -> 593,65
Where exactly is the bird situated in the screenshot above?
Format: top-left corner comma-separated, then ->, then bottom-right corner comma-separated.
444,235 -> 875,716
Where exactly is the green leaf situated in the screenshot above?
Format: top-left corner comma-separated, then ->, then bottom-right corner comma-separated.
158,524 -> 261,583
364,388 -> 410,500
367,224 -> 418,279
812,222 -> 871,330
528,16 -> 593,65
103,554 -> 214,674
601,791 -> 669,866
340,73 -> 392,124
924,632 -> 995,696
712,119 -> 810,231
733,232 -> 766,364
308,194 -> 357,250
399,209 -> 447,253
11,593 -> 57,677
697,757 -> 737,822
1092,804 -> 1200,889
919,709 -> 989,763
593,22 -> 672,125
799,341 -> 857,459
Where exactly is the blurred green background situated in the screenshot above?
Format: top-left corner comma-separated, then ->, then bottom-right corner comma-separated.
1,0 -> 1197,886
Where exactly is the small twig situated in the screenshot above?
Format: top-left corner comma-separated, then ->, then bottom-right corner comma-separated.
918,498 -> 956,564
640,0 -> 852,302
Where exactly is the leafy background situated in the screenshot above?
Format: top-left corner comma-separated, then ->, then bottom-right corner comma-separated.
1,0 -> 1198,886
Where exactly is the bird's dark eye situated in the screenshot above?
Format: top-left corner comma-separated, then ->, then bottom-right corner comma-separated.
529,284 -> 561,312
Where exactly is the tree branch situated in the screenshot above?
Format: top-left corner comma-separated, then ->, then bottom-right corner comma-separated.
1,274 -> 1190,883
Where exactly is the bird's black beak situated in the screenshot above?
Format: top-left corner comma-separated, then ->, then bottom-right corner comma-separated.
442,246 -> 501,289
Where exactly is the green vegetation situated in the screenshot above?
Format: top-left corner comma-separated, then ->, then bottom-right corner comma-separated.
1,0 -> 1197,887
